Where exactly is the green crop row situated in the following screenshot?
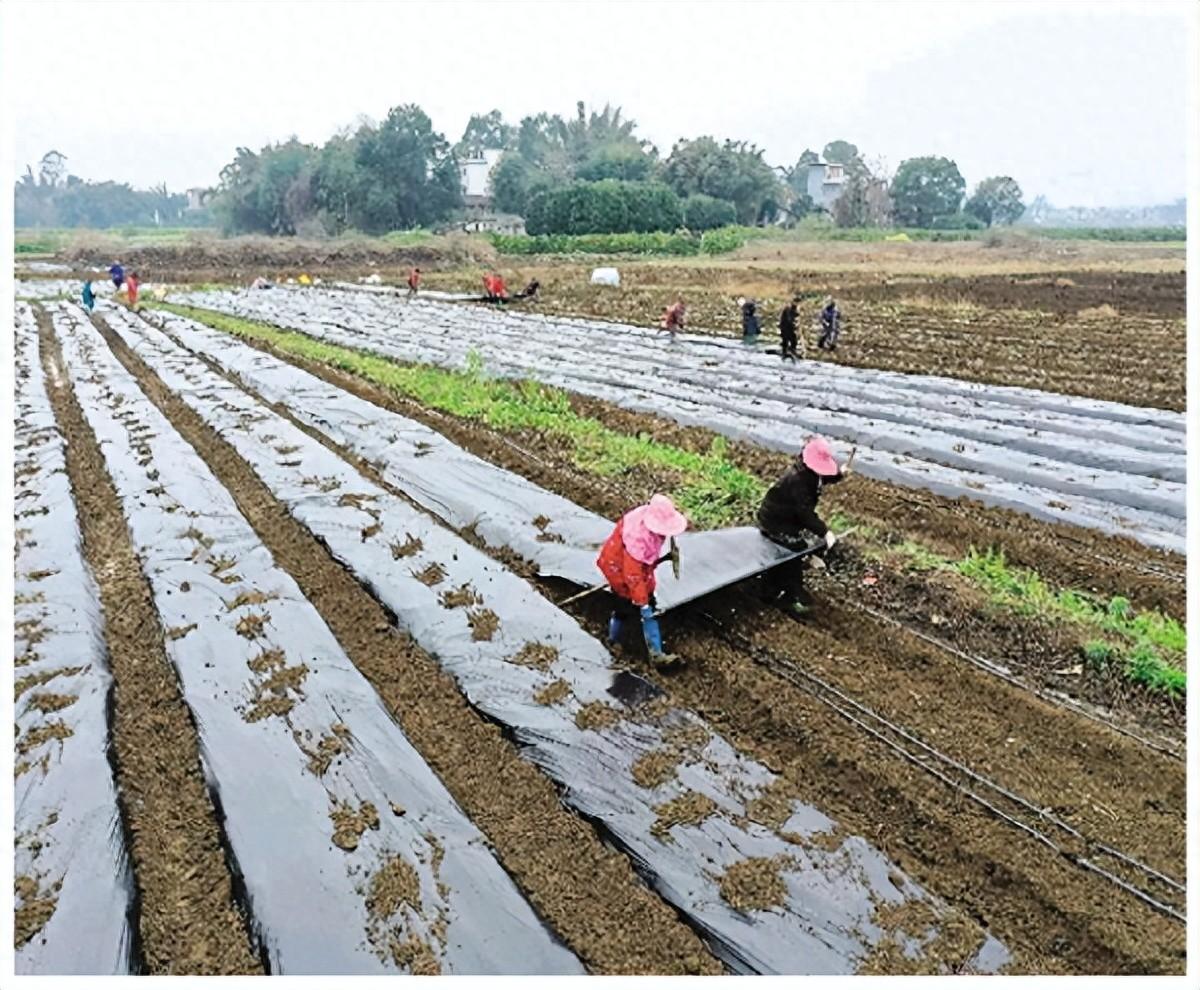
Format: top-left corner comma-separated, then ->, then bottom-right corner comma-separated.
488,227 -> 747,257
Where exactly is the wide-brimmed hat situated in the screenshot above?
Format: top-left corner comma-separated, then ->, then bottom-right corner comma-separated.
642,494 -> 688,537
801,437 -> 839,476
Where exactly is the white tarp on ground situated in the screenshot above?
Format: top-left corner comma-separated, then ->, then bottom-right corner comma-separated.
14,303 -> 135,975
102,302 -> 1009,975
172,287 -> 1186,555
51,302 -> 582,976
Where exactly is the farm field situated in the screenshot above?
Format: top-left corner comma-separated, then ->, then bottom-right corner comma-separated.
12,245 -> 1186,976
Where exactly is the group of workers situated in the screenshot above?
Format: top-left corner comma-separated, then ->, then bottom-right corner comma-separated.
81,262 -> 141,313
662,294 -> 841,356
596,436 -> 851,666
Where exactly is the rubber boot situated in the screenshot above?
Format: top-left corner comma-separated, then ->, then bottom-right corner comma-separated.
640,606 -> 681,668
607,612 -> 624,645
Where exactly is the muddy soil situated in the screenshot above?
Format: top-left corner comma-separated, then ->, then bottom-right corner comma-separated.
35,308 -> 263,975
91,314 -> 721,975
134,313 -> 1186,972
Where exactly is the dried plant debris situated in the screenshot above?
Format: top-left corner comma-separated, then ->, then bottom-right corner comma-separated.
718,856 -> 794,913
245,661 -> 310,723
367,855 -> 423,919
224,589 -> 275,610
329,800 -> 381,852
302,723 -> 351,776
361,521 -> 383,542
235,613 -> 269,639
338,492 -> 379,511
15,666 -> 84,700
466,608 -> 500,641
534,679 -> 571,706
16,721 -> 74,756
439,583 -> 482,609
575,700 -> 623,731
859,899 -> 984,975
14,874 -> 59,949
25,692 -> 77,715
632,749 -> 681,790
509,641 -> 559,670
390,534 -> 423,559
651,791 -> 718,839
389,935 -> 441,975
412,562 -> 447,587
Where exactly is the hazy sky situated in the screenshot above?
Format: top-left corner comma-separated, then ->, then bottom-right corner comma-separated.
5,0 -> 1193,207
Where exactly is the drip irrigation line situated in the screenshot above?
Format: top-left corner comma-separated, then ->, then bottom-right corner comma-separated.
839,599 -> 1184,763
700,609 -> 1186,925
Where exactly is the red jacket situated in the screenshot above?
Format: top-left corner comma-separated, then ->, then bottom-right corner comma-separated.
408,269 -> 421,289
126,274 -> 140,304
597,518 -> 657,606
662,302 -> 685,329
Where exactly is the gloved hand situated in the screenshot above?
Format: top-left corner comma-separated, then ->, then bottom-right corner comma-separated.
824,530 -> 837,551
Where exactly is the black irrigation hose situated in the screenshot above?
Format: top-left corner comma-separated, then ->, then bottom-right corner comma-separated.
841,600 -> 1185,763
700,609 -> 1186,925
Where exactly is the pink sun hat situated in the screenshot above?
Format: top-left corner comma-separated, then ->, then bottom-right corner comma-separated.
801,437 -> 840,477
642,494 -> 689,537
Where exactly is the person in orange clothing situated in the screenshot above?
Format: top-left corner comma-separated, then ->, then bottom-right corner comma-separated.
406,266 -> 421,299
482,272 -> 509,303
125,271 -> 141,310
660,296 -> 686,340
596,494 -> 688,667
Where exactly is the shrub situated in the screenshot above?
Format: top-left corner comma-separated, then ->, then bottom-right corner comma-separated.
682,194 -> 737,231
525,180 -> 682,235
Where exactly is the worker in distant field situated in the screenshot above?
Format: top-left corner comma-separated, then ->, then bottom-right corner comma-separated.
483,271 -> 509,303
519,277 -> 540,301
126,271 -> 141,310
109,261 -> 125,291
756,437 -> 854,614
81,281 -> 96,313
407,266 -> 422,299
660,296 -> 686,340
817,296 -> 841,351
597,494 -> 688,668
779,295 -> 801,362
739,296 -> 761,344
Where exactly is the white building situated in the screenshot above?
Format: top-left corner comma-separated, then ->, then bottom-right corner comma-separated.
459,148 -> 505,203
802,160 -> 847,213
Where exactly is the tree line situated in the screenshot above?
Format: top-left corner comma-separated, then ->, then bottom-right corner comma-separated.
16,102 -> 1027,235
15,151 -> 207,229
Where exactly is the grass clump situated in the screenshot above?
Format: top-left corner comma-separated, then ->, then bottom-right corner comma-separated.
961,547 -> 1185,697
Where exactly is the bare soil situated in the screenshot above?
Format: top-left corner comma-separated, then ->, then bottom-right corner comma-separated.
36,308 -> 263,975
132,307 -> 1187,973
92,313 -> 721,975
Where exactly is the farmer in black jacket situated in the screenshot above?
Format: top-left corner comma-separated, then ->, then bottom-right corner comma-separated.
779,295 -> 801,362
757,436 -> 854,613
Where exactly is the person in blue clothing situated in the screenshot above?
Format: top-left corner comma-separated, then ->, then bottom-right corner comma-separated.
109,262 -> 125,290
81,281 -> 96,312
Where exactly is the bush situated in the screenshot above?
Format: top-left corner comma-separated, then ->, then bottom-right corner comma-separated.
699,227 -> 745,254
930,212 -> 986,230
525,180 -> 682,235
682,194 -> 737,231
489,231 -> 703,256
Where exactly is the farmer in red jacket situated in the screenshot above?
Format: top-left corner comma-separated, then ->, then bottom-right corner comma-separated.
406,267 -> 421,298
126,271 -> 141,310
660,297 -> 686,339
596,494 -> 688,667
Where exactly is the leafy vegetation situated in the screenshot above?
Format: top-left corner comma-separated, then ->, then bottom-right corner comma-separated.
525,180 -> 682,235
488,227 -> 747,256
958,547 -> 1184,696
890,156 -> 967,228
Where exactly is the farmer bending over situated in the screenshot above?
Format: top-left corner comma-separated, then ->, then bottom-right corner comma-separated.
739,296 -> 761,344
817,297 -> 841,351
757,437 -> 853,614
109,261 -> 125,291
483,272 -> 509,303
407,267 -> 421,298
660,296 -> 686,340
597,494 -> 688,668
81,281 -> 96,313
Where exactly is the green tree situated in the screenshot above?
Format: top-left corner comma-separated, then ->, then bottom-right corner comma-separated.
576,143 -> 657,182
822,140 -> 859,166
965,175 -> 1025,227
890,156 -> 966,228
525,180 -> 681,235
352,104 -> 462,231
663,137 -> 783,224
455,110 -> 515,155
682,194 -> 737,230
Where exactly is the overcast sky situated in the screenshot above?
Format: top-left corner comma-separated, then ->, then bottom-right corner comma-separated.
5,0 -> 1193,208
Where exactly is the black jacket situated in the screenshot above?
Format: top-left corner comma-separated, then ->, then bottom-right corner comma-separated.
779,303 -> 799,338
757,463 -> 843,539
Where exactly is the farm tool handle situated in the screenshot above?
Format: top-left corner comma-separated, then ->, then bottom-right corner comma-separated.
556,541 -> 680,608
